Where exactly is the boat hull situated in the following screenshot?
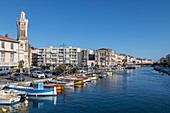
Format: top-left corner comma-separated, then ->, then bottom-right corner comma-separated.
0,96 -> 21,105
4,84 -> 57,96
44,85 -> 64,90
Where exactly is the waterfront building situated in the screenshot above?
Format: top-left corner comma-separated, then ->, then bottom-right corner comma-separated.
116,53 -> 126,65
31,45 -> 81,67
126,55 -> 136,64
0,34 -> 19,67
135,58 -> 142,64
141,58 -> 154,64
0,10 -> 31,68
95,48 -> 116,67
79,49 -> 95,67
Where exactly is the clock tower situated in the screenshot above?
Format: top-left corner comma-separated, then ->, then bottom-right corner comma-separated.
17,10 -> 30,68
17,10 -> 28,41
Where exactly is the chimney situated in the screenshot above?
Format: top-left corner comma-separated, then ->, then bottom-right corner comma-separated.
5,34 -> 8,37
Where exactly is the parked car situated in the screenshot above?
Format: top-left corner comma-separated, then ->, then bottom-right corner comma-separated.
10,73 -> 25,81
44,70 -> 52,78
32,71 -> 45,78
14,74 -> 25,81
0,66 -> 10,76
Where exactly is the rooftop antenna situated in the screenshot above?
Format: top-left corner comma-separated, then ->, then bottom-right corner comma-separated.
20,0 -> 24,11
60,43 -> 66,47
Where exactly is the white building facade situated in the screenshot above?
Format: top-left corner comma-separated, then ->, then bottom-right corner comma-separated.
31,46 -> 81,67
0,10 -> 31,69
0,34 -> 19,67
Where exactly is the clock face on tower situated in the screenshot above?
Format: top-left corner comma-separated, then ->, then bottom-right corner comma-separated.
20,23 -> 25,30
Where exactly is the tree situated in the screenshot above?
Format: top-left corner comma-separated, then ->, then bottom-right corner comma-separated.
122,56 -> 127,67
18,60 -> 24,69
56,65 -> 66,72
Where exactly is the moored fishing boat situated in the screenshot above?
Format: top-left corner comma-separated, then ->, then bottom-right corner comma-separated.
82,77 -> 91,83
0,90 -> 21,105
4,83 -> 57,96
74,80 -> 84,85
88,76 -> 98,80
44,84 -> 64,90
3,89 -> 27,98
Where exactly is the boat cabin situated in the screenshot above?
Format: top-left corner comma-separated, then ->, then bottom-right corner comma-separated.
30,83 -> 44,90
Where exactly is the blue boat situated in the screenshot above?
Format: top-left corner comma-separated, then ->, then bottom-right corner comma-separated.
4,83 -> 57,96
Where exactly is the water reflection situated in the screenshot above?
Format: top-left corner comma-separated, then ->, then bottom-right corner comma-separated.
28,96 -> 57,108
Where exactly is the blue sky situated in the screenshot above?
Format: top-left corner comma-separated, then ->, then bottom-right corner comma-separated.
0,0 -> 170,60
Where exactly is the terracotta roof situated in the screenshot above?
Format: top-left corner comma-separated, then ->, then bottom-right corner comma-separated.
0,34 -> 17,41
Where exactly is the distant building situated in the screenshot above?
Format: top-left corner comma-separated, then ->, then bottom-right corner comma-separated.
160,54 -> 170,65
95,48 -> 116,67
166,54 -> 170,65
116,53 -> 126,65
79,49 -> 95,67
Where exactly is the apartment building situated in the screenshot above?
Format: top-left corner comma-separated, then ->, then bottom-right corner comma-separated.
79,49 -> 95,67
95,48 -> 116,67
31,46 -> 81,66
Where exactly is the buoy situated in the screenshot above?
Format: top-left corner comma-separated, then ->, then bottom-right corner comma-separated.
1,107 -> 7,113
24,100 -> 28,104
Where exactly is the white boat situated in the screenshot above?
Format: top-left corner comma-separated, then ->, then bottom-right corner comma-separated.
83,78 -> 91,83
3,89 -> 27,98
88,76 -> 98,80
0,90 -> 21,105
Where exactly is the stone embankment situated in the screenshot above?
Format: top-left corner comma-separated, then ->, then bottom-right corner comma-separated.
153,66 -> 170,75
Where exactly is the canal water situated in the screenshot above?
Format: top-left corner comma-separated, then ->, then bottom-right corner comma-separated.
2,66 -> 170,113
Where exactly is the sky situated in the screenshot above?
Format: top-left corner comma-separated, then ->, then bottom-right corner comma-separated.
0,0 -> 170,60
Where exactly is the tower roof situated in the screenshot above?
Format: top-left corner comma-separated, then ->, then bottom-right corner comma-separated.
20,10 -> 26,19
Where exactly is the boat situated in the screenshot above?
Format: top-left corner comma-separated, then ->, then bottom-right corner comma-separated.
74,80 -> 84,85
125,64 -> 136,69
0,90 -> 21,105
64,78 -> 83,85
88,76 -> 98,80
3,89 -> 27,98
44,84 -> 64,90
97,72 -> 108,78
4,83 -> 57,96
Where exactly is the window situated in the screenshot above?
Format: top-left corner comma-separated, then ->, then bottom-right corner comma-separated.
25,55 -> 27,59
20,30 -> 25,36
10,53 -> 14,63
25,44 -> 28,51
1,52 -> 5,63
1,42 -> 4,48
11,42 -> 13,49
